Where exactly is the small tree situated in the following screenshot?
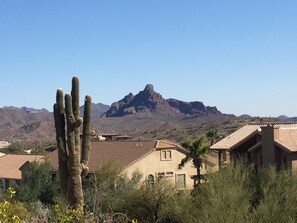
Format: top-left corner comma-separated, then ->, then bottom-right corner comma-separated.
193,161 -> 254,222
0,142 -> 26,154
179,136 -> 209,186
206,129 -> 218,146
83,160 -> 142,222
16,161 -> 58,204
122,179 -> 175,223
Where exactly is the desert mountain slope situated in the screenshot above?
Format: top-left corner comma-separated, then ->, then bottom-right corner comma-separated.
0,85 -> 262,143
105,84 -> 221,117
80,103 -> 110,120
0,107 -> 54,141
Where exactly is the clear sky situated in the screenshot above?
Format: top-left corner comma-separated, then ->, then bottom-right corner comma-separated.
1,1 -> 297,117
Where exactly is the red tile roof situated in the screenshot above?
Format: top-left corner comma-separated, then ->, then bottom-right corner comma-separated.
276,126 -> 297,152
211,123 -> 297,152
0,154 -> 44,180
47,141 -> 162,173
210,124 -> 260,150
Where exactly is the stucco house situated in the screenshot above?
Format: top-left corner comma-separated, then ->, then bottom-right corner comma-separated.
210,123 -> 297,170
0,141 -> 10,149
0,154 -> 45,190
47,140 -> 203,189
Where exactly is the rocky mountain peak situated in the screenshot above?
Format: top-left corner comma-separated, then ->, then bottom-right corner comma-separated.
144,84 -> 154,92
104,84 -> 221,117
132,84 -> 167,108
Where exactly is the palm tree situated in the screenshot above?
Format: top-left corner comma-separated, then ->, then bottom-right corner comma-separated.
206,129 -> 218,146
179,136 -> 210,187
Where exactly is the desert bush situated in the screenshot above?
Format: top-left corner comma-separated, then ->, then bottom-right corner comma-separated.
0,187 -> 31,223
16,161 -> 58,205
48,204 -> 94,223
193,162 -> 254,223
83,160 -> 143,222
250,168 -> 297,223
0,142 -> 26,154
119,179 -> 175,223
160,190 -> 199,223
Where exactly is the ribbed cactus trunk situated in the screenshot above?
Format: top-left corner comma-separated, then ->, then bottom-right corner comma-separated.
53,76 -> 91,210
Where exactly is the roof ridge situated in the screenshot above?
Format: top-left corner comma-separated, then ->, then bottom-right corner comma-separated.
249,122 -> 297,126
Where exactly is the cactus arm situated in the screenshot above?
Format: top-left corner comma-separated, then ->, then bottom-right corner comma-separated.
65,93 -> 76,155
53,89 -> 69,197
81,95 -> 92,177
71,76 -> 80,119
71,76 -> 82,164
54,89 -> 68,160
65,92 -> 84,207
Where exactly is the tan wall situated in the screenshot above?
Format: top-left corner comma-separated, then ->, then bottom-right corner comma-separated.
261,126 -> 278,167
289,153 -> 297,170
123,149 -> 198,189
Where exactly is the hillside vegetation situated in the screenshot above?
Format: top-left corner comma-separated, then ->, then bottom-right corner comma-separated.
2,161 -> 297,222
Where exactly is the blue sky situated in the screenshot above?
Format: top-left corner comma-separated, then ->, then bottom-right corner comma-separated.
1,1 -> 297,117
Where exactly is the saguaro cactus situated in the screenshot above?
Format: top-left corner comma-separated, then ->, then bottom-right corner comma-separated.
53,76 -> 92,209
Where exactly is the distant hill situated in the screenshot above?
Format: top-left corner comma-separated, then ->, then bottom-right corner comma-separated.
277,115 -> 297,122
80,103 -> 110,120
20,106 -> 49,113
104,84 -> 221,117
277,115 -> 289,120
0,84 -> 244,143
239,114 -> 253,119
0,107 -> 54,141
2,86 -> 291,144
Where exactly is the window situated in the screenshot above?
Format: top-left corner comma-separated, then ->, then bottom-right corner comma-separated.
161,150 -> 172,160
165,171 -> 173,177
148,174 -> 154,186
157,172 -> 174,179
176,174 -> 186,189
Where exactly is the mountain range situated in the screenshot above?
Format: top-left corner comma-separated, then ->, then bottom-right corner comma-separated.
104,84 -> 221,117
0,84 -> 295,143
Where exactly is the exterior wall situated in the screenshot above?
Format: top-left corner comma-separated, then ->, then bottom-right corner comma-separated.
261,126 -> 275,167
250,146 -> 293,170
231,135 -> 259,163
261,126 -> 279,167
123,148 -> 197,189
1,179 -> 19,190
277,147 -> 291,170
289,153 -> 297,170
250,147 -> 262,169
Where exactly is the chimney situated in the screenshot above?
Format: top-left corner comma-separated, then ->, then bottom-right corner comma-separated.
261,124 -> 279,167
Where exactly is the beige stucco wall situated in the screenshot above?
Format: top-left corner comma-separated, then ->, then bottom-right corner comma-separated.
123,148 -> 199,189
289,153 -> 297,170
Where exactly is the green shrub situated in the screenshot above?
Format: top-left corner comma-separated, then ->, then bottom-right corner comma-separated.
49,204 -> 94,223
250,168 -> 297,223
0,187 -> 31,223
16,161 -> 58,204
193,162 -> 254,223
0,142 -> 26,154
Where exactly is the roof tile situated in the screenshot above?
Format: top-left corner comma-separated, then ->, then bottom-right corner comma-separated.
0,154 -> 44,180
211,123 -> 297,152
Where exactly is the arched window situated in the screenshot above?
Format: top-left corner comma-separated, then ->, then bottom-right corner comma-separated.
148,174 -> 154,186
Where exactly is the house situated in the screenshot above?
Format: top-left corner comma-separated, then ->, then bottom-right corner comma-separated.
0,140 -> 10,149
47,140 -> 202,189
0,154 -> 45,190
210,123 -> 297,170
